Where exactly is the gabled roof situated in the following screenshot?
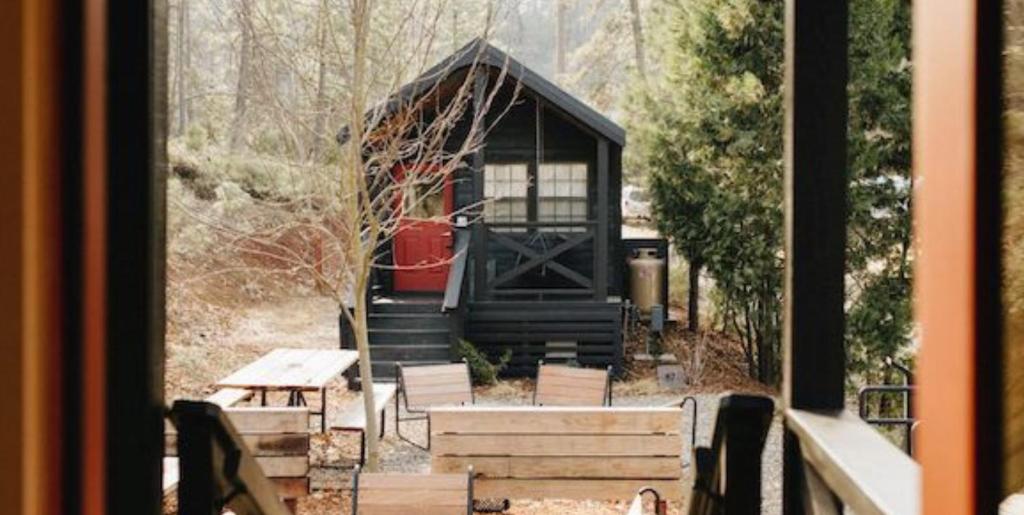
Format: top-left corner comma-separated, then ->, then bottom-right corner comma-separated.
337,38 -> 626,147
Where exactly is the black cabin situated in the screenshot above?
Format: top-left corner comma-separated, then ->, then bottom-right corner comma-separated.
340,40 -> 628,378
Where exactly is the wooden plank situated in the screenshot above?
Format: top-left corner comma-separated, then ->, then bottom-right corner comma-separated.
254,456 -> 309,478
333,384 -> 397,431
164,432 -> 308,457
429,407 -> 681,434
786,409 -> 919,515
406,393 -> 473,409
245,433 -> 310,456
356,506 -> 464,515
401,371 -> 471,387
359,490 -> 466,505
913,0 -> 1004,511
474,478 -> 684,501
358,473 -> 468,490
404,382 -> 470,396
216,348 -> 358,390
431,434 -> 682,457
432,456 -> 511,477
401,363 -> 467,378
782,0 -> 847,411
223,407 -> 309,433
272,477 -> 309,499
205,388 -> 253,407
433,456 -> 680,479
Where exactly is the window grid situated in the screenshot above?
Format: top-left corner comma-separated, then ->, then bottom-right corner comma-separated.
538,163 -> 588,231
483,163 -> 529,230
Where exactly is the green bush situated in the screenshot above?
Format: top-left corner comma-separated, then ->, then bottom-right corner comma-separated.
454,339 -> 510,386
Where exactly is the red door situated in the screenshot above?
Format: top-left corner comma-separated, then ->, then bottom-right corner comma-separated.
392,165 -> 454,292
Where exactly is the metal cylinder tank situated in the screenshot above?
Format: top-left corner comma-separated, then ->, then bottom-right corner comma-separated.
629,248 -> 665,315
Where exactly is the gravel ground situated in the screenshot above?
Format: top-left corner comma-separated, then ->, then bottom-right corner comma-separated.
297,383 -> 783,515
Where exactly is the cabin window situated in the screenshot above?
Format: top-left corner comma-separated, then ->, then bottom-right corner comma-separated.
538,163 -> 588,231
483,163 -> 529,229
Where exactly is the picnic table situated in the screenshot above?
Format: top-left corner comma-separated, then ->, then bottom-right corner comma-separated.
216,348 -> 358,432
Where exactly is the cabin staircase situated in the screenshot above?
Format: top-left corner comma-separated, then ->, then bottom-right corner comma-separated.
345,295 -> 454,383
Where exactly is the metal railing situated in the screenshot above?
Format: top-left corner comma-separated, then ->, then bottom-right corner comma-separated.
482,221 -> 598,298
858,385 -> 916,454
442,228 -> 472,311
169,400 -> 291,515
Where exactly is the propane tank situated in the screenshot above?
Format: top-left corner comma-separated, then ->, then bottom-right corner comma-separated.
629,248 -> 665,316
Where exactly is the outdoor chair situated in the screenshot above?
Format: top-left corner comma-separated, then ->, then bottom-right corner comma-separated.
350,465 -> 474,515
532,360 -> 613,406
394,360 -> 474,450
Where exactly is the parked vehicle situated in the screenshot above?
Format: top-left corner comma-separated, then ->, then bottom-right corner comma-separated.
623,185 -> 652,220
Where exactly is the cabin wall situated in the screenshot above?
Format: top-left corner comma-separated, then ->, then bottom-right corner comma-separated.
383,74 -> 624,299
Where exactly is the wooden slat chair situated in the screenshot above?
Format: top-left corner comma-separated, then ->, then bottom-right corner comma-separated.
430,407 -> 686,501
532,361 -> 613,406
350,465 -> 474,515
395,361 -> 474,450
332,383 -> 398,465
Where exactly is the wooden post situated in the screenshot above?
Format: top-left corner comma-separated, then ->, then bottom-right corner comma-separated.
472,69 -> 488,301
594,139 -> 609,300
782,1 -> 847,513
914,0 -> 1004,512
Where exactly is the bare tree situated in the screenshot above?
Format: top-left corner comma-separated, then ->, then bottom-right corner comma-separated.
174,2 -> 513,471
175,0 -> 192,136
230,0 -> 254,152
555,0 -> 570,78
627,0 -> 646,79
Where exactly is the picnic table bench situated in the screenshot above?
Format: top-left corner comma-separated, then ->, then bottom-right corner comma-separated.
332,383 -> 398,465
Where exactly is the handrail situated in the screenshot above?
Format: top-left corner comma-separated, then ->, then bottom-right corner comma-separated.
443,228 -> 471,311
785,409 -> 920,515
687,394 -> 774,515
858,384 -> 916,453
169,400 -> 291,515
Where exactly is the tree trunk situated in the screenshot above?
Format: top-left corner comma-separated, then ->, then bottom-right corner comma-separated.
229,0 -> 253,152
310,0 -> 330,161
352,287 -> 380,470
627,0 -> 647,79
687,259 -> 700,332
175,0 -> 191,136
555,0 -> 569,78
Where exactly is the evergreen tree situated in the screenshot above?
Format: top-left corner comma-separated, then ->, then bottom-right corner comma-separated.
629,0 -> 913,386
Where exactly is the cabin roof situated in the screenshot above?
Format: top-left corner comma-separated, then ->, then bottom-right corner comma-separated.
336,38 -> 626,147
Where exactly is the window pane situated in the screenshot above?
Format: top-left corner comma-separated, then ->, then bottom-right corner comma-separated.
483,163 -> 528,226
538,162 -> 588,225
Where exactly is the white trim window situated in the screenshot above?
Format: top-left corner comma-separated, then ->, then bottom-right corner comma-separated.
538,163 -> 588,230
483,163 -> 529,228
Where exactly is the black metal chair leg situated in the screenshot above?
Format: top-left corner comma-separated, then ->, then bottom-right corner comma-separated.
359,431 -> 366,466
320,387 -> 327,433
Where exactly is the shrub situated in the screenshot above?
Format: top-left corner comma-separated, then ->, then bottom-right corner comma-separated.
454,339 -> 510,386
